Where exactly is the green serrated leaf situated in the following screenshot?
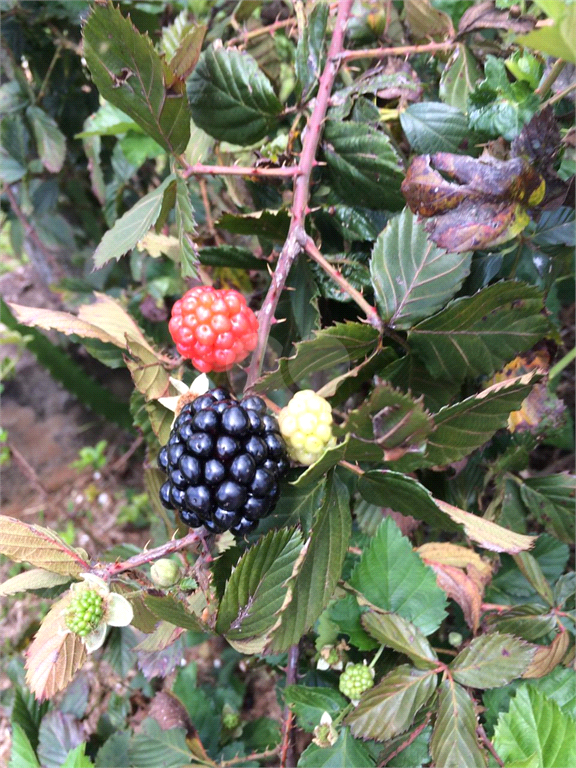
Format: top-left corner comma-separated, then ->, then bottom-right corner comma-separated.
253,322 -> 379,392
298,727 -> 375,767
61,743 -> 93,768
144,595 -> 204,632
174,176 -> 199,278
513,551 -> 554,605
323,121 -> 405,210
408,281 -> 551,382
383,355 -> 460,412
9,723 -> 40,768
83,3 -> 190,153
105,627 -> 137,679
26,106 -> 66,173
269,473 -> 351,652
450,633 -> 535,689
128,718 -> 192,768
493,686 -> 576,768
216,528 -> 303,645
346,664 -> 437,742
520,474 -> 576,545
284,686 -> 348,733
371,208 -> 471,329
268,478 -> 326,535
430,680 -> 485,768
361,612 -> 438,670
413,373 -> 540,468
93,175 -> 176,269
531,667 -> 576,719
95,732 -> 131,768
400,102 -> 469,154
295,1 -> 329,102
187,46 -> 281,145
485,604 -> 557,642
198,245 -> 267,270
343,380 -> 434,449
216,209 -> 290,242
349,517 -> 448,636
293,435 -> 384,487
357,470 -> 461,531
439,45 -> 481,112
329,595 -> 378,651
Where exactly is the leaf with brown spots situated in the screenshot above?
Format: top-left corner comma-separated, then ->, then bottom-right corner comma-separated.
401,151 -> 545,251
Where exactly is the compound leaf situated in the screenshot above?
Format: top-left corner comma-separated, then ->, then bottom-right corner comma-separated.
430,680 -> 485,768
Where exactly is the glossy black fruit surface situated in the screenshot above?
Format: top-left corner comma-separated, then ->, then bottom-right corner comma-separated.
158,390 -> 288,535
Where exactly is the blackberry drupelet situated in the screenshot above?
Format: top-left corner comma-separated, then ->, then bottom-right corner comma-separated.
158,390 -> 288,536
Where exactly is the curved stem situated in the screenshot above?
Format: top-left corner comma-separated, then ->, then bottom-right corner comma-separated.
245,0 -> 355,390
96,530 -> 202,579
341,40 -> 457,62
304,237 -> 383,330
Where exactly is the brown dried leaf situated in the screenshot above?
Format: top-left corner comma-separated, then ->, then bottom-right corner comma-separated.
417,542 -> 491,581
0,516 -> 90,576
457,1 -> 536,38
523,630 -> 570,678
424,561 -> 483,631
25,592 -> 87,700
78,292 -> 155,352
149,690 -> 193,732
124,339 -> 171,401
401,152 -> 545,251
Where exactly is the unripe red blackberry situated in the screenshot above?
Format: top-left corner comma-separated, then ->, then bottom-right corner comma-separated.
169,287 -> 259,373
158,390 -> 288,536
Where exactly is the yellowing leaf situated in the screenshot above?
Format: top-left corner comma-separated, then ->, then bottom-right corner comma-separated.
25,592 -> 87,700
0,516 -> 89,576
0,568 -> 72,596
433,498 -> 535,554
402,152 -> 545,251
78,292 -> 155,352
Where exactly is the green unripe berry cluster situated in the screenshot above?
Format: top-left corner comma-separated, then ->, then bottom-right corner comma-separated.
66,589 -> 104,637
278,390 -> 335,466
339,663 -> 374,700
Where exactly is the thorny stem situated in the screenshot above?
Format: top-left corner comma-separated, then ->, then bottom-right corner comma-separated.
478,723 -> 505,767
340,40 -> 457,62
304,237 -> 383,330
227,17 -> 296,47
379,713 -> 432,767
280,643 -> 300,768
219,747 -> 281,767
245,0 -> 355,389
541,80 -> 576,109
180,162 -> 301,179
96,530 -> 202,579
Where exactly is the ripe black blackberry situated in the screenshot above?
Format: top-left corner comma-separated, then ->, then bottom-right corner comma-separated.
158,389 -> 288,536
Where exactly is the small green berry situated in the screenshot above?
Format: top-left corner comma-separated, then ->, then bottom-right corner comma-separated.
339,663 -> 374,700
150,558 -> 182,588
66,588 -> 104,636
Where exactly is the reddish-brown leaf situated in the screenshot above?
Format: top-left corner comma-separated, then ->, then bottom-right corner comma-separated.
457,1 -> 536,38
401,152 -> 545,251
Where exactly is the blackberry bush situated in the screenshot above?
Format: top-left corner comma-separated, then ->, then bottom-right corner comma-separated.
158,388 -> 288,535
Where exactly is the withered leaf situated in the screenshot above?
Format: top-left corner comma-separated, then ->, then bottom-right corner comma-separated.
401,151 -> 545,251
457,1 -> 536,38
512,107 -> 570,210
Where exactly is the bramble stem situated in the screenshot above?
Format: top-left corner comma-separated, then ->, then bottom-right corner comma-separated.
341,40 -> 457,62
477,723 -> 504,767
535,59 -> 566,97
97,530 -> 202,578
280,643 -> 300,768
304,237 -> 383,330
181,162 -> 301,179
245,0 -> 355,389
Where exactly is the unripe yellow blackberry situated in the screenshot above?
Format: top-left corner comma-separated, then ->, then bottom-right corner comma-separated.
278,390 -> 335,466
